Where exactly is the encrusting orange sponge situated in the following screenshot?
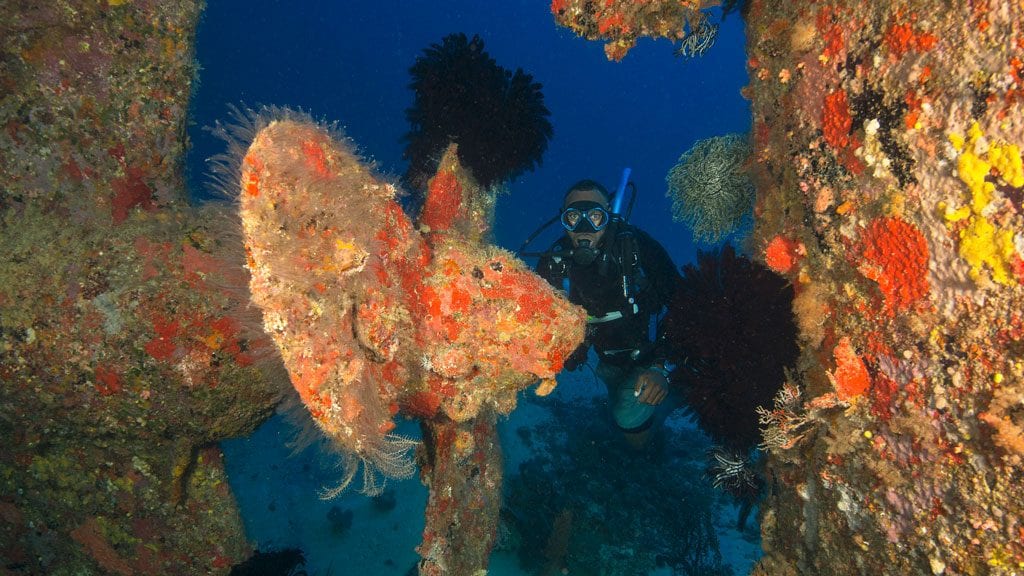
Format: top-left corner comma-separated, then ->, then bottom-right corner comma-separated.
830,336 -> 871,401
858,216 -> 930,316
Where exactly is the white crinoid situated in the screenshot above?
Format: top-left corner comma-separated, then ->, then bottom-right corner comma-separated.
666,133 -> 754,244
707,446 -> 758,494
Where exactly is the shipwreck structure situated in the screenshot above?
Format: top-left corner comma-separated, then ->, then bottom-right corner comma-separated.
2,0 -> 1022,574
558,0 -> 1024,572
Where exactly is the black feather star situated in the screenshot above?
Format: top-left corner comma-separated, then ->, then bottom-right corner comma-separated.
663,245 -> 799,453
403,33 -> 553,192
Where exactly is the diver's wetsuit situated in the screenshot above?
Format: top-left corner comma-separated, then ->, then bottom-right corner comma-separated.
536,222 -> 681,430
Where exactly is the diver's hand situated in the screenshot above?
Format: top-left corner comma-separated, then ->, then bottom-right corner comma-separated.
634,369 -> 668,405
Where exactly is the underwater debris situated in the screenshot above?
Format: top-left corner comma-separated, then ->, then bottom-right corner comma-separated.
227,106 -> 584,574
232,113 -> 584,496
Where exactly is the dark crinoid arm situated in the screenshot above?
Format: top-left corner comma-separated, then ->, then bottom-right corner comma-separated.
402,33 -> 552,194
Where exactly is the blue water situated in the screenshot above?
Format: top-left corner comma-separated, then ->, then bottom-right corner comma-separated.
187,1 -> 749,264
191,2 -> 752,574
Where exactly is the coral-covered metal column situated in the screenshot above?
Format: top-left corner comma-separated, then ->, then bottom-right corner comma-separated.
552,0 -> 1024,573
742,1 -> 1024,573
1,3 -> 281,574
415,146 -> 510,575
417,413 -> 503,575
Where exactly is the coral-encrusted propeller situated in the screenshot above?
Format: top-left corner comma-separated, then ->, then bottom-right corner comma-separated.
235,111 -> 585,493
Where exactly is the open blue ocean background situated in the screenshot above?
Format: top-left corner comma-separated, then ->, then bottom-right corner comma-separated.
187,2 -> 754,574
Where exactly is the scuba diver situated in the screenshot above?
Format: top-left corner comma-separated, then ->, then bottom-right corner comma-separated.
529,178 -> 682,449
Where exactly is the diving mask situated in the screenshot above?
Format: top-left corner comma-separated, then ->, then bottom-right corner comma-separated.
560,201 -> 609,233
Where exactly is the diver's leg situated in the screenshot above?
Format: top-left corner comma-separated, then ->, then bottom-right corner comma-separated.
599,363 -> 660,450
622,424 -> 654,450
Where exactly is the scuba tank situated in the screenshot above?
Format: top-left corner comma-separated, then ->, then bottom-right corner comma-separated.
611,167 -> 631,215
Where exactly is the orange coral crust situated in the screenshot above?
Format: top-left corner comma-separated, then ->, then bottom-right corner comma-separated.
822,89 -> 853,150
420,169 -> 465,233
858,217 -> 930,316
816,7 -> 846,59
413,238 -> 584,411
831,336 -> 870,400
765,234 -> 801,274
884,21 -> 937,58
